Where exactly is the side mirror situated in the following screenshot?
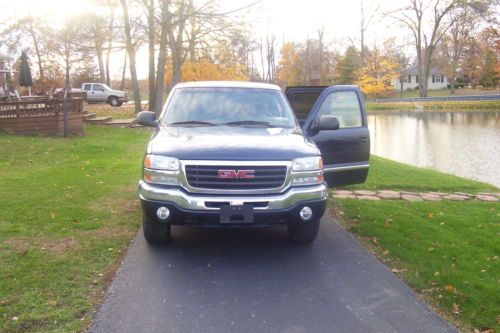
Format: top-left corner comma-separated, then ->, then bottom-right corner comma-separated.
137,111 -> 157,127
311,115 -> 339,132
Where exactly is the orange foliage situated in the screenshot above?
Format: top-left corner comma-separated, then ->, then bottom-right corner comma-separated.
355,50 -> 398,97
165,61 -> 248,85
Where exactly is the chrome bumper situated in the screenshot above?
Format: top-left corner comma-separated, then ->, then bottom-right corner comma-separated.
139,181 -> 328,211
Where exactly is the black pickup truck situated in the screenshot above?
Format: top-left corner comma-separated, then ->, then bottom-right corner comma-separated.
136,81 -> 370,243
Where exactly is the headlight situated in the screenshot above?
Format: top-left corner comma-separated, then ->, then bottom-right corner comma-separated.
292,156 -> 323,171
144,154 -> 179,171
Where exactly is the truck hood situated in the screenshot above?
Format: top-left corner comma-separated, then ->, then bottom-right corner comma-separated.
109,89 -> 126,96
147,125 -> 320,160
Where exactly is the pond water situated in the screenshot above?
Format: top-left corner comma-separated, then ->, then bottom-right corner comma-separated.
368,111 -> 500,188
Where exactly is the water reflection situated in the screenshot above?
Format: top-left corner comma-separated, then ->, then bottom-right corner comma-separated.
368,111 -> 500,187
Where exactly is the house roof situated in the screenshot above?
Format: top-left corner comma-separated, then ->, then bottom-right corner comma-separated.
405,65 -> 444,75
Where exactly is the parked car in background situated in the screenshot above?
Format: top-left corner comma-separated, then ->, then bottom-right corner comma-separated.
81,83 -> 128,107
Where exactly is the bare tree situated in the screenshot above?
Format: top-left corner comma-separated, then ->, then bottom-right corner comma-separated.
139,0 -> 157,110
120,0 -> 141,111
105,0 -> 118,86
438,2 -> 491,93
359,0 -> 379,64
391,0 -> 463,97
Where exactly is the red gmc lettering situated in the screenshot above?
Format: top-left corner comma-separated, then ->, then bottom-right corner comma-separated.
218,170 -> 255,179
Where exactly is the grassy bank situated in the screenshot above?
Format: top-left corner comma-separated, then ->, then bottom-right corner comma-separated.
331,157 -> 499,332
366,100 -> 500,111
0,126 -> 150,332
86,104 -> 137,120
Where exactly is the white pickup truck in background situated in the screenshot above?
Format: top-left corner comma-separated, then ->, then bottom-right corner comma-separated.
82,83 -> 128,107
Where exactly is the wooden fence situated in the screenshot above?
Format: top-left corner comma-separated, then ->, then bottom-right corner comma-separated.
0,98 -> 84,136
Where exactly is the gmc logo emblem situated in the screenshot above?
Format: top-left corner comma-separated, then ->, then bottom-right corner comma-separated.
218,169 -> 255,179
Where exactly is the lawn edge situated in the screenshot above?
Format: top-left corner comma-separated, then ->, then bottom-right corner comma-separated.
80,226 -> 140,332
328,204 -> 474,333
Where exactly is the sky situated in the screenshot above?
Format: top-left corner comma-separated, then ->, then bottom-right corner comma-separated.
0,0 -> 411,80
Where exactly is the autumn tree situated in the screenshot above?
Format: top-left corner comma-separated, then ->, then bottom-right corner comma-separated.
276,42 -> 305,87
165,60 -> 248,84
355,48 -> 398,97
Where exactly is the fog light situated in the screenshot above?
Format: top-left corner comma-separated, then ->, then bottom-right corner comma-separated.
299,206 -> 313,221
156,206 -> 170,220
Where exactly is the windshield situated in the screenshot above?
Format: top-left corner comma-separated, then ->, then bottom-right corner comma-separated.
161,87 -> 297,128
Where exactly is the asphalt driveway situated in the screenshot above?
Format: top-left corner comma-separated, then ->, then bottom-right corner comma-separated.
88,214 -> 456,333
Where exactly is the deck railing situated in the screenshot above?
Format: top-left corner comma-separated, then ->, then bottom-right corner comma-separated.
0,98 -> 84,118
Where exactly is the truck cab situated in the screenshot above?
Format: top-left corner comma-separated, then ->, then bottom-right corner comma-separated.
136,82 -> 370,244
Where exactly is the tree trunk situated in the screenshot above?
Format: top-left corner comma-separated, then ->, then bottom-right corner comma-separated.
400,77 -> 404,98
120,52 -> 127,91
171,55 -> 182,86
121,0 -> 141,112
147,0 -> 156,111
105,3 -> 115,87
95,41 -> 106,83
29,25 -> 44,81
153,0 -> 169,115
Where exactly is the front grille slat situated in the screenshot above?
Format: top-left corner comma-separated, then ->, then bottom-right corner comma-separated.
185,165 -> 287,190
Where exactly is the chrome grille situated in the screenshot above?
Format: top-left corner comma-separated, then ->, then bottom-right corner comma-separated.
185,165 -> 287,190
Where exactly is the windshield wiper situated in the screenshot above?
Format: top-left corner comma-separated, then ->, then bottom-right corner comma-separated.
224,120 -> 276,127
168,120 -> 217,126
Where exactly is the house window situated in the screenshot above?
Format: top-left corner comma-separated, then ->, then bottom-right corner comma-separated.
408,75 -> 411,83
435,75 -> 442,83
416,75 -> 419,83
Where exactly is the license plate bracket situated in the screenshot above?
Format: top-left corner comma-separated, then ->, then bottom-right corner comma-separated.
220,205 -> 254,224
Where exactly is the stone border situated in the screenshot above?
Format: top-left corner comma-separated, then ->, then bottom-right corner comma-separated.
331,190 -> 499,202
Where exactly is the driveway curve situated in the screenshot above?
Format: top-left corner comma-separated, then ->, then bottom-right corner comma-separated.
88,214 -> 456,333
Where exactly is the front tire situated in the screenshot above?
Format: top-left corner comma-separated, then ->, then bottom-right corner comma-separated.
109,96 -> 120,107
143,215 -> 171,244
287,218 -> 320,243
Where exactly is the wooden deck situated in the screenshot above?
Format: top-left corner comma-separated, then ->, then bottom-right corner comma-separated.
0,98 -> 84,136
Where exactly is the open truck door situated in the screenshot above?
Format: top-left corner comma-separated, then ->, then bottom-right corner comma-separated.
285,86 -> 370,187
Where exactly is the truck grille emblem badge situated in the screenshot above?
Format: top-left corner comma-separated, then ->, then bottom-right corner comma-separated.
218,170 -> 255,179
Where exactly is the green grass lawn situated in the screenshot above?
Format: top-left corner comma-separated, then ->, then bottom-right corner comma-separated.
0,126 -> 150,333
331,157 -> 499,332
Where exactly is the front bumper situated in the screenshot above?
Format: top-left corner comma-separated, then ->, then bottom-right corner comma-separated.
139,181 -> 328,227
118,96 -> 128,103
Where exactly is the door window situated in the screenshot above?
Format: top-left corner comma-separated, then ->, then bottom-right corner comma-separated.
287,92 -> 321,120
83,84 -> 91,91
93,84 -> 106,92
316,91 -> 362,128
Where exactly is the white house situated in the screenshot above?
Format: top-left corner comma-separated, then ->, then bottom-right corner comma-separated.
393,66 -> 448,91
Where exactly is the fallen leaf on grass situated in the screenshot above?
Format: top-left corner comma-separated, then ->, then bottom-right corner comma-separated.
452,303 -> 461,314
47,300 -> 57,306
382,250 -> 390,256
474,327 -> 494,333
444,285 -> 456,293
50,212 -> 56,219
391,268 -> 407,273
